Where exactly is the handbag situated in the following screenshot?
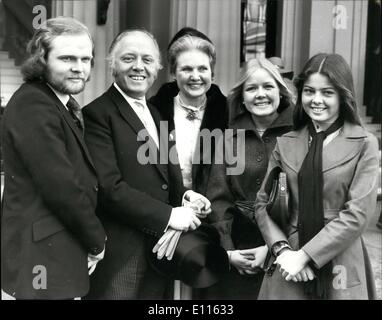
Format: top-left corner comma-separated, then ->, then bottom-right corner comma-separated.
264,166 -> 289,231
262,166 -> 290,275
234,166 -> 289,229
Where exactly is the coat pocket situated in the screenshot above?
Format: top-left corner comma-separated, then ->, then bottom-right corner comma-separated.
32,215 -> 66,242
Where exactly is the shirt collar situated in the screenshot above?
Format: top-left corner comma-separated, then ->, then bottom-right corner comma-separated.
113,82 -> 147,107
46,83 -> 70,107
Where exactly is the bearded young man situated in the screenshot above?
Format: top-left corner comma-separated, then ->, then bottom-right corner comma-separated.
1,17 -> 106,300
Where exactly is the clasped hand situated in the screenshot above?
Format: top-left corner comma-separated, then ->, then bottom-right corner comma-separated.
153,191 -> 212,260
275,249 -> 315,282
168,191 -> 211,232
229,245 -> 268,275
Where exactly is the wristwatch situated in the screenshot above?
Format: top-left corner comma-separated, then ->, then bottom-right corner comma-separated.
271,241 -> 291,257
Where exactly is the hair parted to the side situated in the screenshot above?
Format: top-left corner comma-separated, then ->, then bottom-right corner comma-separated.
293,53 -> 362,129
167,35 -> 217,76
107,28 -> 162,76
21,16 -> 94,82
227,57 -> 294,122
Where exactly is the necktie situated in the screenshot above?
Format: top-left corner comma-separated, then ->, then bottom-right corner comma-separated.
66,96 -> 84,133
134,100 -> 159,148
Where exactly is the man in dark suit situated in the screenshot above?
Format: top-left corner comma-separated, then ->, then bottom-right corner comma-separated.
1,17 -> 106,300
83,29 -> 211,299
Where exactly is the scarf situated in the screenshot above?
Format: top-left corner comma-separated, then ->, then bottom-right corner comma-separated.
297,117 -> 343,299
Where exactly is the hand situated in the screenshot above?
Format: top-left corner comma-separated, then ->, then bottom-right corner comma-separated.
292,265 -> 316,282
228,250 -> 254,275
240,245 -> 269,270
168,207 -> 201,232
88,248 -> 105,275
276,249 -> 311,281
183,190 -> 212,218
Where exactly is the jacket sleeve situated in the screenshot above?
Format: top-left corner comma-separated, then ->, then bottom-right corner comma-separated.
206,136 -> 236,251
9,90 -> 105,255
83,102 -> 173,237
253,141 -> 289,249
302,134 -> 379,268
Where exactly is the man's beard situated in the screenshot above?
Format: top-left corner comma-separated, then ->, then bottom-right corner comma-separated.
46,72 -> 90,95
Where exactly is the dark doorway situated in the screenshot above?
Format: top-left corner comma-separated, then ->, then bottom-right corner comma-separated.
363,0 -> 381,124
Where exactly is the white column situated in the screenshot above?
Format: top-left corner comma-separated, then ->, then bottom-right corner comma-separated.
169,0 -> 241,95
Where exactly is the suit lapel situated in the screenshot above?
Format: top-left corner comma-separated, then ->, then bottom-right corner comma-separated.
108,85 -> 146,135
277,127 -> 310,173
278,122 -> 367,173
108,86 -> 169,183
39,83 -> 96,171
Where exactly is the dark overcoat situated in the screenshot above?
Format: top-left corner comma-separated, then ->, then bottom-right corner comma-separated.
1,82 -> 105,299
202,105 -> 294,299
149,82 -> 228,195
83,85 -> 185,299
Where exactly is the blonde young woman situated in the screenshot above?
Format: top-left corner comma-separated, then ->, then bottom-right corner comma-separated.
202,58 -> 294,299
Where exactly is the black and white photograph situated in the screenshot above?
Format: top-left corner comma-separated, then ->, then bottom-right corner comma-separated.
0,0 -> 380,309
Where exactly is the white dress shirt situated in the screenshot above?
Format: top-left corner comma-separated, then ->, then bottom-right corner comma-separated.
173,94 -> 206,188
113,83 -> 159,148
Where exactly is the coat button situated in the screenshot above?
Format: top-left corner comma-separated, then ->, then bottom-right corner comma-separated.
162,184 -> 168,190
256,155 -> 263,162
256,178 -> 262,185
264,137 -> 270,143
93,185 -> 99,192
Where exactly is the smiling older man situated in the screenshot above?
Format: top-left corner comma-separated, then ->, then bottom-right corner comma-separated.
82,29 -> 211,300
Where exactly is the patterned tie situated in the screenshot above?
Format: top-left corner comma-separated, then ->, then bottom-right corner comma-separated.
66,96 -> 84,133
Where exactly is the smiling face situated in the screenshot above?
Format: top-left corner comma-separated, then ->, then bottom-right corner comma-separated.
45,34 -> 92,94
112,31 -> 160,99
301,72 -> 340,130
175,49 -> 212,106
242,68 -> 280,118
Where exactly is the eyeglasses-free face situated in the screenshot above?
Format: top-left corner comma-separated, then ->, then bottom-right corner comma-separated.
302,72 -> 340,131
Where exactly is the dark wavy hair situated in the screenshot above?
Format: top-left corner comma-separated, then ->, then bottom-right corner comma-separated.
227,57 -> 294,122
293,53 -> 362,129
21,16 -> 94,82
